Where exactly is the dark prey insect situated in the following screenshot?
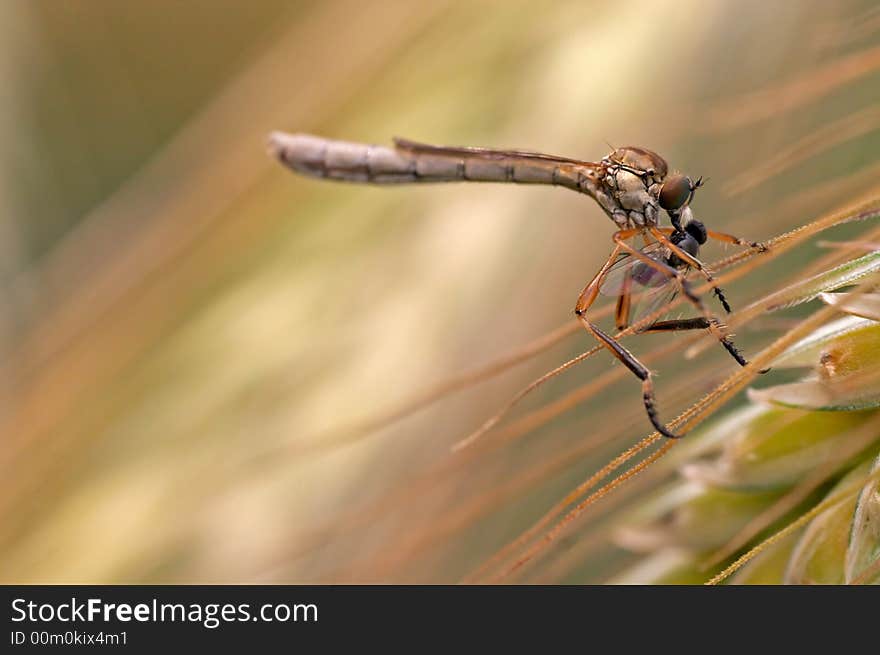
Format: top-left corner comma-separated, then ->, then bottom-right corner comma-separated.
268,132 -> 767,439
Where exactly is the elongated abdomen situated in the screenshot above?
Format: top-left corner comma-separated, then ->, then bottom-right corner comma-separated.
268,132 -> 602,195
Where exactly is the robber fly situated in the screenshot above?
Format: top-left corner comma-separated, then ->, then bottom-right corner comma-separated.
268,132 -> 766,438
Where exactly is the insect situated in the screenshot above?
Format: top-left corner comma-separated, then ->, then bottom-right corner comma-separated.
268,132 -> 767,439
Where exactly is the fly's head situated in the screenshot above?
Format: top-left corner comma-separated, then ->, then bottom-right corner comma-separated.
658,174 -> 702,213
659,173 -> 706,249
665,181 -> 707,269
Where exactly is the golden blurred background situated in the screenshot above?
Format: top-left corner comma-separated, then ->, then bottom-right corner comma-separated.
2,0 -> 879,583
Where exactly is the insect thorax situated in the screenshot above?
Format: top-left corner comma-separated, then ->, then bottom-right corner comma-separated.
596,147 -> 669,229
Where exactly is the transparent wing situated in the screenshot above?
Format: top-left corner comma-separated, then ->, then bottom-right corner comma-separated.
627,279 -> 681,328
600,242 -> 667,296
600,242 -> 682,327
392,138 -> 599,167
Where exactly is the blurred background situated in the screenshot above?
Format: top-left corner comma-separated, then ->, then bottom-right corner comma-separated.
1,0 -> 879,583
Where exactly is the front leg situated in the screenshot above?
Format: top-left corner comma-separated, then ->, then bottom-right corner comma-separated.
648,226 -> 733,314
574,228 -> 643,315
705,229 -> 768,252
653,226 -> 768,252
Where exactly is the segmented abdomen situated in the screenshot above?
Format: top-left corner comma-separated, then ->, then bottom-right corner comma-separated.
268,132 -> 601,195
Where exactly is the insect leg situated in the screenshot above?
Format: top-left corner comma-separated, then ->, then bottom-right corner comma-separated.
573,229 -> 641,315
614,276 -> 633,331
611,231 -> 705,312
705,230 -> 768,252
611,233 -> 752,364
578,316 -> 681,439
648,226 -> 733,314
653,226 -> 766,252
641,317 -> 754,369
642,317 -> 711,331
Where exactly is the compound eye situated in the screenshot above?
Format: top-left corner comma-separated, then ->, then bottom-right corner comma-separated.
658,174 -> 693,211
